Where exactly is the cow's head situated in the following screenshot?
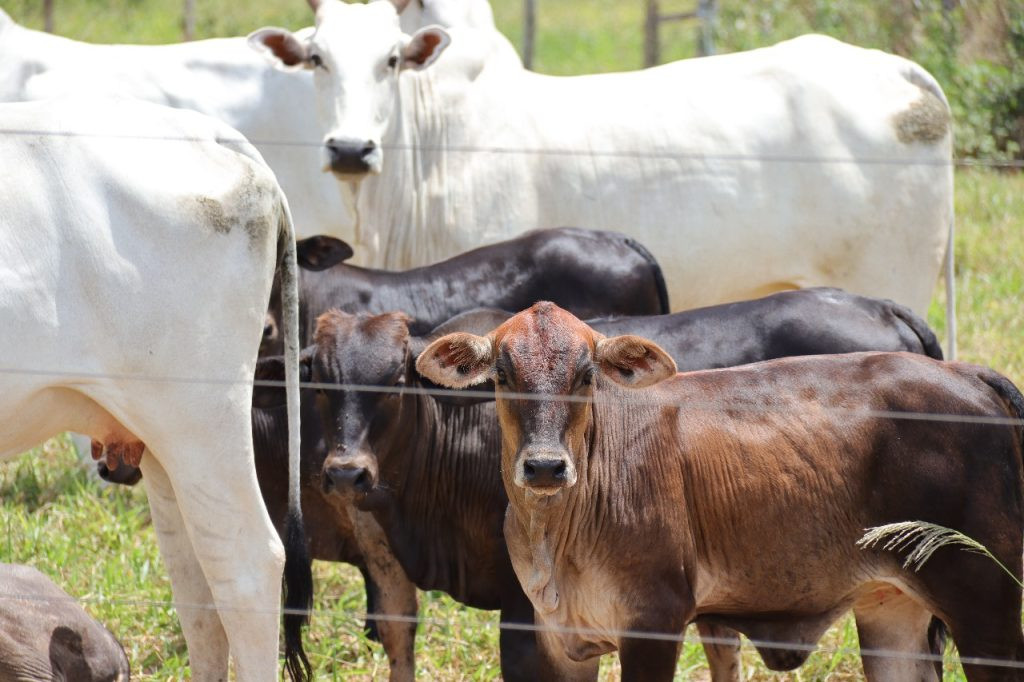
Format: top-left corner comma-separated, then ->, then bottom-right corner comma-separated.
309,309 -> 415,507
417,302 -> 676,500
249,0 -> 450,179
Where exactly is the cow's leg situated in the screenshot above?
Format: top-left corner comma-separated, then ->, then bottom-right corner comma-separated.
141,452 -> 230,681
695,622 -> 741,682
346,507 -> 417,682
151,432 -> 285,682
498,586 -> 542,682
853,585 -> 939,681
618,626 -> 683,682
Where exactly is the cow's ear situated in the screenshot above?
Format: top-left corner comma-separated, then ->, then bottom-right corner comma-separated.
296,236 -> 354,270
401,26 -> 450,70
248,27 -> 311,70
595,335 -> 676,388
252,347 -> 314,409
416,332 -> 493,388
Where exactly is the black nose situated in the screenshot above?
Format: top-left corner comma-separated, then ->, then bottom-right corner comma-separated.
322,466 -> 373,495
98,461 -> 143,486
325,138 -> 376,174
523,459 -> 567,486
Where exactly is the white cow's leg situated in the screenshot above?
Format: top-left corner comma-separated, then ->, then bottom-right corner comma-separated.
156,435 -> 284,682
141,452 -> 230,681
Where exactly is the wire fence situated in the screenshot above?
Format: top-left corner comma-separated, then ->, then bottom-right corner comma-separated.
0,126 -> 1023,169
1,125 -> 1021,677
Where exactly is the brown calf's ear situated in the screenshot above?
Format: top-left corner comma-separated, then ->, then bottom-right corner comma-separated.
247,27 -> 310,70
595,335 -> 677,388
416,333 -> 493,388
296,236 -> 355,270
402,27 -> 451,70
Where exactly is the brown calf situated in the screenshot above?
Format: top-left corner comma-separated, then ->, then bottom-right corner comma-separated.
418,301 -> 1024,681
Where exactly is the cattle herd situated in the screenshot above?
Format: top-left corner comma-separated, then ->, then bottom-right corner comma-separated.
0,1 -> 1020,681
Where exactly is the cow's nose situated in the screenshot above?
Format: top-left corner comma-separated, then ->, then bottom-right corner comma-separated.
325,138 -> 377,174
322,465 -> 374,495
523,458 -> 568,487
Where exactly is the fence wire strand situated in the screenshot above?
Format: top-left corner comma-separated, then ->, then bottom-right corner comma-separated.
2,590 -> 1024,671
0,126 -> 1022,169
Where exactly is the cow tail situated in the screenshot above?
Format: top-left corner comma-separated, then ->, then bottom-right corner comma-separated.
889,302 -> 944,360
278,198 -> 314,682
623,236 -> 671,314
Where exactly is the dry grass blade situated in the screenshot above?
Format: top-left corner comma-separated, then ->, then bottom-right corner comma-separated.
857,521 -> 1023,588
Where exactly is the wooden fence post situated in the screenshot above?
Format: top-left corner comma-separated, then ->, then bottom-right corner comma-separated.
523,0 -> 536,69
645,0 -> 716,67
43,0 -> 54,33
183,0 -> 196,41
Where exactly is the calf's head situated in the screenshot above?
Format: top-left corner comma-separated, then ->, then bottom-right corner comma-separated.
310,310 -> 414,506
417,302 -> 676,498
249,0 -> 450,179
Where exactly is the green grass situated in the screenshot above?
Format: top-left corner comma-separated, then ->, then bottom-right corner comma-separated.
2,1 -> 1023,680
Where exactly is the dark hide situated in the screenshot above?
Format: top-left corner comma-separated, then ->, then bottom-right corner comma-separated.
261,227 -> 669,355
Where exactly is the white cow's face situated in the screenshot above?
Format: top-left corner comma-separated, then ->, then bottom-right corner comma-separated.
249,1 -> 449,180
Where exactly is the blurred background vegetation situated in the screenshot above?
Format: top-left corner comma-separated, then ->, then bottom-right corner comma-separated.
5,0 -> 1024,160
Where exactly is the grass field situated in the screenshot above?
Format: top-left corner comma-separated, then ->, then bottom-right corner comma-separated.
2,1 -> 1023,680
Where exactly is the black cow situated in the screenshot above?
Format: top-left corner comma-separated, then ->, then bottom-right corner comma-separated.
261,227 -> 669,354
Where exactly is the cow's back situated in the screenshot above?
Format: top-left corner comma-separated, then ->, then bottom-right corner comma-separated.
376,33 -> 951,315
0,97 -> 283,456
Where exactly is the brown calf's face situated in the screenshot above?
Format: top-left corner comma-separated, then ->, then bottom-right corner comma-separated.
417,302 -> 676,500
312,310 -> 412,507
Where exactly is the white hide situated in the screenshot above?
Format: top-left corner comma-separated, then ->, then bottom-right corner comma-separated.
271,1 -> 953,317
0,98 -> 299,681
0,3 -> 513,258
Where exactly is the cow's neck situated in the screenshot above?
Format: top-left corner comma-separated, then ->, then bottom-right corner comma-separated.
372,387 -> 507,604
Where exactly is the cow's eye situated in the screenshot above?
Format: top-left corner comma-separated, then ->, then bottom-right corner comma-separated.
581,369 -> 595,387
495,368 -> 507,386
387,55 -> 399,69
309,54 -> 325,69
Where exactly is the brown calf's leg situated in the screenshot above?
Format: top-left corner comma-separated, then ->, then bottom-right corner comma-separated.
853,584 -> 940,681
618,628 -> 683,682
695,621 -> 742,682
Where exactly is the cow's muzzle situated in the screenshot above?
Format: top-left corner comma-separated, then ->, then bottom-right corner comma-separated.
321,451 -> 377,498
516,448 -> 576,493
325,137 -> 381,176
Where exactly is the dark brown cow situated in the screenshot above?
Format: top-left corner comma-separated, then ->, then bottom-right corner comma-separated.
0,564 -> 130,681
417,302 -> 1024,681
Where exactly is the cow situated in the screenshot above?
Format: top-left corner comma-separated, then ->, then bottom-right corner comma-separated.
249,0 -> 957,357
261,228 -> 669,355
253,289 -> 945,680
417,302 -> 1024,681
0,564 -> 131,681
0,0 -> 514,252
437,287 -> 944,375
0,97 -> 303,681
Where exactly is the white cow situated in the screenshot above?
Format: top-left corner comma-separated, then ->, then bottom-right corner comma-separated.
0,97 -> 302,681
251,0 -> 956,353
0,0 -> 514,254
